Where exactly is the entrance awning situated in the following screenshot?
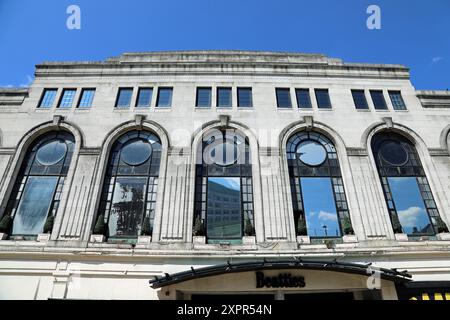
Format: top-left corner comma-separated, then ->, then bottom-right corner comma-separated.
149,259 -> 412,289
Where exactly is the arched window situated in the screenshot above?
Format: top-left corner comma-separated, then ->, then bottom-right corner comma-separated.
287,131 -> 353,238
1,131 -> 75,238
193,128 -> 255,244
96,130 -> 161,240
372,132 -> 448,236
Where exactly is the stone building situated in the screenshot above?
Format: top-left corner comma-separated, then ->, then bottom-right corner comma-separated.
0,51 -> 450,300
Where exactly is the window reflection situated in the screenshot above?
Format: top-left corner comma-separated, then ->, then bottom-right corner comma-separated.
388,177 -> 433,235
297,140 -> 327,166
97,130 -> 162,240
108,177 -> 146,237
5,131 -> 75,237
12,177 -> 58,235
301,178 -> 341,237
207,178 -> 242,240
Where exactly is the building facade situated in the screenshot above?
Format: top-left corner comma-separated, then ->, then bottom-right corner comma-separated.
0,51 -> 450,300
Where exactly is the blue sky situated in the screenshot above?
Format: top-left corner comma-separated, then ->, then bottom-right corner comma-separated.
0,0 -> 449,89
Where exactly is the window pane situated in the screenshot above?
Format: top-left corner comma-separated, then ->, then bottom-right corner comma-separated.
108,177 -> 146,237
196,87 -> 212,107
370,90 -> 387,110
207,177 -> 242,240
352,90 -> 368,110
296,89 -> 312,108
12,176 -> 58,235
78,89 -> 95,108
301,177 -> 341,237
58,89 -> 76,108
116,88 -> 133,108
39,89 -> 57,108
389,91 -> 407,110
136,88 -> 153,108
217,87 -> 232,107
388,177 -> 433,235
276,88 -> 292,108
315,89 -> 331,109
237,88 -> 252,107
156,88 -> 173,107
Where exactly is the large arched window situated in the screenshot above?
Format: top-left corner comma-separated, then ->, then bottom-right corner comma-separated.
0,131 -> 75,239
96,130 -> 161,240
287,131 -> 353,238
193,128 -> 255,244
372,132 -> 448,236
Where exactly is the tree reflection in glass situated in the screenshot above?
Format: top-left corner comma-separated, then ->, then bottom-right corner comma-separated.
207,177 -> 241,240
301,177 -> 341,237
388,177 -> 433,235
108,177 -> 146,237
12,177 -> 58,235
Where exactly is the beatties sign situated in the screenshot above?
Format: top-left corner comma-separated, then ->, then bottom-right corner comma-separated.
256,272 -> 306,289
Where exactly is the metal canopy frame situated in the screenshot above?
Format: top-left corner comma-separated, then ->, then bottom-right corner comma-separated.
149,258 -> 412,289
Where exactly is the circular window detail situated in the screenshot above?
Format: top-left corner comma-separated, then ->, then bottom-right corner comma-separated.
121,139 -> 152,166
36,140 -> 68,166
297,140 -> 327,166
210,142 -> 239,166
380,140 -> 409,166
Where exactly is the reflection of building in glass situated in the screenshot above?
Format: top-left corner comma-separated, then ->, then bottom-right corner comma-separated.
207,179 -> 241,239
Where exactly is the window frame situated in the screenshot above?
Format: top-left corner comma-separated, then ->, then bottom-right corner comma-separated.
196,87 -> 212,108
389,91 -> 407,111
156,87 -> 173,108
351,89 -> 369,110
237,87 -> 253,108
38,88 -> 58,109
77,88 -> 96,109
57,88 -> 77,109
295,88 -> 313,109
370,90 -> 388,110
135,87 -> 153,108
216,87 -> 232,108
115,87 -> 134,109
315,89 -> 332,109
276,88 -> 292,109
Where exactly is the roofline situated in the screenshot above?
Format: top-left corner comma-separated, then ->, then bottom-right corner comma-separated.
148,258 -> 412,289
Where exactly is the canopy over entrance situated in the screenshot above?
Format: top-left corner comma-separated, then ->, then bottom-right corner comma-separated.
149,259 -> 412,289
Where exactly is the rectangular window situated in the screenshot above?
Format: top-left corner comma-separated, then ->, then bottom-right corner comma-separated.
156,87 -> 173,107
351,90 -> 369,110
315,89 -> 332,109
109,177 -> 146,238
388,177 -> 433,235
12,176 -> 58,236
207,177 -> 242,241
77,89 -> 96,108
217,87 -> 232,107
115,88 -> 133,108
196,87 -> 212,108
237,87 -> 253,107
389,91 -> 407,110
136,88 -> 153,108
296,89 -> 312,109
370,90 -> 388,110
58,89 -> 77,108
276,88 -> 292,108
38,89 -> 57,108
301,177 -> 341,238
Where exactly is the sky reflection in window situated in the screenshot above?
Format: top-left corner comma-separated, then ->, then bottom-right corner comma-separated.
388,177 -> 433,235
301,177 -> 341,237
